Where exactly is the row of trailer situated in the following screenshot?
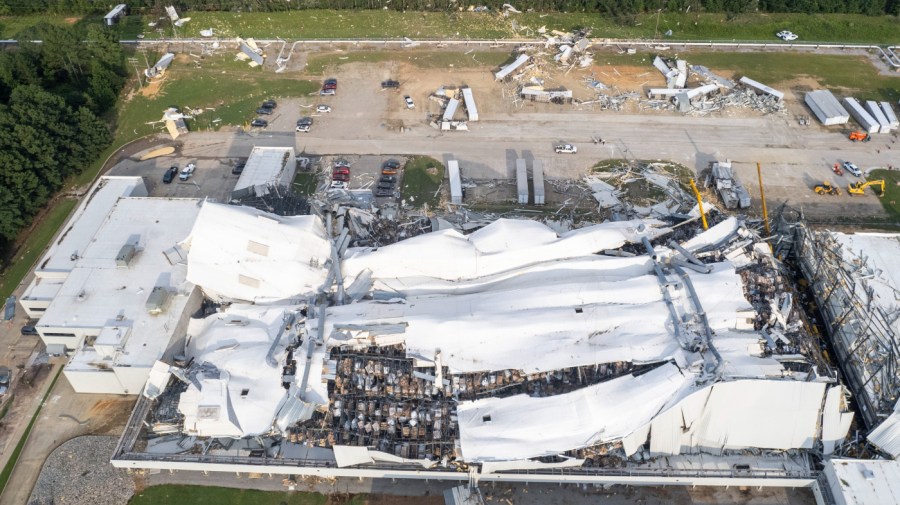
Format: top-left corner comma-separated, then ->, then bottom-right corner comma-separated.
805,90 -> 899,133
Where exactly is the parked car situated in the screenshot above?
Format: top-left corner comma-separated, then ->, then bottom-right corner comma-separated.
555,144 -> 578,154
379,175 -> 396,183
179,162 -> 196,181
297,117 -> 313,126
250,118 -> 268,128
330,180 -> 348,190
163,166 -> 178,184
332,173 -> 350,182
320,88 -> 336,96
377,182 -> 394,190
382,80 -> 400,89
324,78 -> 337,89
375,188 -> 394,197
262,100 -> 277,109
20,324 -> 38,336
296,124 -> 310,133
404,95 -> 415,109
232,162 -> 246,175
842,161 -> 862,177
382,159 -> 401,175
333,167 -> 350,176
256,107 -> 273,115
334,159 -> 351,168
316,104 -> 332,113
776,30 -> 798,41
0,366 -> 10,395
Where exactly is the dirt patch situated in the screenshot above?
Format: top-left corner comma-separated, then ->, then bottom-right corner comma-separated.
64,17 -> 79,24
141,77 -> 166,98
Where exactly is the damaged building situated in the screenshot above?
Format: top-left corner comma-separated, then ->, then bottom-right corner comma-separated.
109,199 -> 861,490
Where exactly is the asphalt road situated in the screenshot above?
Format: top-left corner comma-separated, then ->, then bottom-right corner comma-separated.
175,108 -> 894,220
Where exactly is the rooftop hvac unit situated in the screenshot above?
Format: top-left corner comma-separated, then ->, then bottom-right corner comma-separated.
116,243 -> 137,267
145,286 -> 172,314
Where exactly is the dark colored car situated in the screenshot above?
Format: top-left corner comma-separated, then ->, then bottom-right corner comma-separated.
20,325 -> 38,336
256,107 -> 274,115
0,366 -> 10,395
332,173 -> 350,182
381,80 -> 400,89
382,159 -> 401,175
262,100 -> 277,109
375,188 -> 394,197
379,175 -> 396,183
163,166 -> 178,184
250,118 -> 268,127
333,167 -> 350,176
324,78 -> 337,89
232,162 -> 246,175
297,117 -> 313,126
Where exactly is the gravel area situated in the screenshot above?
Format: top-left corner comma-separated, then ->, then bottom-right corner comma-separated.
28,436 -> 134,505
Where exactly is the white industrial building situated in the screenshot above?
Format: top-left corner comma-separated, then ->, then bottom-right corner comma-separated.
20,177 -> 148,320
232,146 -> 297,198
37,196 -> 203,394
111,209 -> 864,495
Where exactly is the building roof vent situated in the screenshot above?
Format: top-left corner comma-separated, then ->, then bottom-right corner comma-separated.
116,243 -> 137,267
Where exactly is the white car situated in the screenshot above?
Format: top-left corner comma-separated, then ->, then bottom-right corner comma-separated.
842,161 -> 862,177
296,124 -> 310,133
316,104 -> 331,113
555,144 -> 577,154
179,162 -> 196,181
330,180 -> 348,190
404,96 -> 415,109
320,88 -> 335,96
776,30 -> 798,41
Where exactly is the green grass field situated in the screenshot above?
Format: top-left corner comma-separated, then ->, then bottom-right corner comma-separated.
688,52 -> 900,102
0,199 -> 76,301
401,156 -> 445,209
866,169 -> 900,220
129,485 -> 376,505
6,11 -> 900,44
120,11 -> 900,45
114,54 -> 319,145
305,50 -> 511,75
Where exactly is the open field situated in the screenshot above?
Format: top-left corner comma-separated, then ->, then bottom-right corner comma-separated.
115,54 -> 319,144
867,169 -> 900,220
305,51 -> 512,76
688,52 -> 900,102
0,198 -> 76,301
129,11 -> 900,45
130,485 -> 333,505
5,12 -> 900,44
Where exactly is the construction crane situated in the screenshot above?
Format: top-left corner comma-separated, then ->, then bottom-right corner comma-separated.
814,182 -> 841,196
848,179 -> 886,197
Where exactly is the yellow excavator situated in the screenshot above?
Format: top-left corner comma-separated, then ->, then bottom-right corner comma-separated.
814,182 -> 841,196
848,180 -> 886,197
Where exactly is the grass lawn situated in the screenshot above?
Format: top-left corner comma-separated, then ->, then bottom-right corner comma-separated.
401,156 -> 445,209
0,366 -> 62,496
305,50 -> 511,75
688,52 -> 900,102
95,11 -> 900,45
292,171 -> 320,196
129,485 -> 372,505
5,11 -> 900,44
867,169 -> 900,220
114,54 -> 320,145
0,198 -> 76,301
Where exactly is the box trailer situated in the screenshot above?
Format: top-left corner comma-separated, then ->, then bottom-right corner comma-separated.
516,159 -> 528,204
843,97 -> 879,133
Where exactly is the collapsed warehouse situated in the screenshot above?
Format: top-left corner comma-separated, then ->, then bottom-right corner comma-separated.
112,199 -> 862,486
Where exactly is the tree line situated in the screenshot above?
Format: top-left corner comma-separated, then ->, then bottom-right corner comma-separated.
0,0 -> 899,16
0,23 -> 124,252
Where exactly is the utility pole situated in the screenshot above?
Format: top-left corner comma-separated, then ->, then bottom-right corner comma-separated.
757,162 -> 770,236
